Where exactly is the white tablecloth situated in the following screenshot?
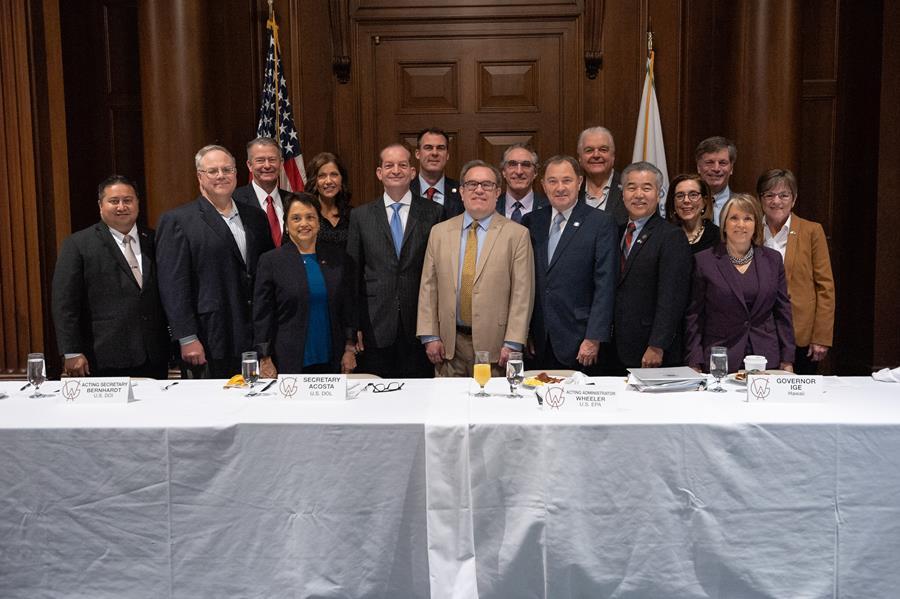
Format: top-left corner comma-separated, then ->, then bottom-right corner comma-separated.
1,377 -> 898,598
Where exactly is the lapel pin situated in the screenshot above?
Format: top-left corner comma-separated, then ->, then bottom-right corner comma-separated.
573,221 -> 581,227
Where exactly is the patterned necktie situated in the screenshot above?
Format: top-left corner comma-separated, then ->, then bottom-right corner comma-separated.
511,201 -> 523,224
389,202 -> 404,257
621,221 -> 637,272
460,220 -> 479,325
265,196 -> 282,247
425,187 -> 437,201
547,212 -> 565,265
123,234 -> 142,288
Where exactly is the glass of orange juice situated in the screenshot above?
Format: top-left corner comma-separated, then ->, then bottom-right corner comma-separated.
473,350 -> 491,397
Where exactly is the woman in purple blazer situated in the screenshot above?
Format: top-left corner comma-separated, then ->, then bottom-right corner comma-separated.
685,194 -> 795,373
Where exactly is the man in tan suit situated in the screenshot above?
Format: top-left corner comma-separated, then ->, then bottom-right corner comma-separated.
417,160 -> 534,377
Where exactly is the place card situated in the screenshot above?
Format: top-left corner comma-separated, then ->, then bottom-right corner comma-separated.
746,374 -> 824,403
275,374 -> 347,401
538,384 -> 619,411
58,377 -> 134,404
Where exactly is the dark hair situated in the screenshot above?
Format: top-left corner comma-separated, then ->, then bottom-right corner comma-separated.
756,168 -> 798,197
306,152 -> 352,221
664,173 -> 713,225
694,136 -> 737,163
416,127 -> 450,147
97,174 -> 139,200
459,160 -> 502,186
281,192 -> 321,238
541,155 -> 582,178
245,136 -> 280,158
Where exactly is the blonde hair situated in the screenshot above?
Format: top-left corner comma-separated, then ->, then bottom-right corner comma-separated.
720,193 -> 764,246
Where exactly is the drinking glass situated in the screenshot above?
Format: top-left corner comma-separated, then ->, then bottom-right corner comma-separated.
242,351 -> 259,386
708,346 -> 728,393
506,351 -> 524,397
26,353 -> 48,398
472,351 -> 492,397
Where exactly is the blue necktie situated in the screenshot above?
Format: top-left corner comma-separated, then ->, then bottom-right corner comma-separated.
510,201 -> 523,224
390,202 -> 404,257
547,212 -> 565,264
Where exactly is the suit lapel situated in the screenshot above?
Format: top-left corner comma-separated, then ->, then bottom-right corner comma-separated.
199,198 -> 246,266
372,199 -> 398,258
621,214 -> 657,280
448,216 -> 463,292
548,203 -> 586,271
748,248 -> 771,317
783,214 -> 799,289
531,209 -> 550,273
401,197 -> 423,258
235,200 -> 259,270
715,249 -> 749,312
96,224 -> 139,288
138,228 -> 154,287
474,216 -> 502,283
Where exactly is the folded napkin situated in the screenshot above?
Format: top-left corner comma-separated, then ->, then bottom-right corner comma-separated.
872,367 -> 900,383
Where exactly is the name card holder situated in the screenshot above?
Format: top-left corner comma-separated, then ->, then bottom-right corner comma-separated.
58,377 -> 134,404
538,384 -> 619,412
275,375 -> 347,401
746,374 -> 824,403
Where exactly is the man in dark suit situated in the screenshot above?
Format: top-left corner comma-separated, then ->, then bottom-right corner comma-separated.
51,175 -> 170,378
524,156 -> 618,373
409,127 -> 464,219
615,161 -> 693,370
496,143 -> 549,222
233,136 -> 289,247
346,143 -> 443,378
156,145 -> 275,378
576,126 -> 629,227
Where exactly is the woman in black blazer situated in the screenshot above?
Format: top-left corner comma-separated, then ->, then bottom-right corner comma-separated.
253,192 -> 358,375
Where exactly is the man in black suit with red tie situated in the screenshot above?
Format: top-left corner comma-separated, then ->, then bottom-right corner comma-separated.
51,175 -> 170,378
614,161 -> 692,370
346,143 -> 443,378
410,127 -> 464,219
233,136 -> 289,247
156,145 -> 275,378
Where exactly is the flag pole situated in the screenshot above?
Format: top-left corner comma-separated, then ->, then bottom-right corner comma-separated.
267,0 -> 281,139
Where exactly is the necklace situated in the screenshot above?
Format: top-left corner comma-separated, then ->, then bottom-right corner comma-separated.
686,224 -> 705,245
729,246 -> 754,265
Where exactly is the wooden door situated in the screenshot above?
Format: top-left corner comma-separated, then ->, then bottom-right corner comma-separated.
353,20 -> 581,200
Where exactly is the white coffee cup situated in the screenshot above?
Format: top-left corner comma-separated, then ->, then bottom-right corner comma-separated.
744,355 -> 767,372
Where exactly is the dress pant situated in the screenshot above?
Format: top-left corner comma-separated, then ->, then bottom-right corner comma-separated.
94,359 -> 169,380
531,337 -> 610,376
793,345 -> 820,375
436,330 -> 503,378
360,321 -> 433,379
182,356 -> 241,379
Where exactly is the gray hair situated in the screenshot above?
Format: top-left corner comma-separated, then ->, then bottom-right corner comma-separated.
576,126 -> 616,154
245,137 -> 280,159
621,161 -> 663,190
500,143 -> 539,169
459,160 -> 502,186
195,145 -> 235,169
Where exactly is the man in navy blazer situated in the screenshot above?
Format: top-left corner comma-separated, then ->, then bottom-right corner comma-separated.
52,175 -> 170,378
233,136 -> 289,247
410,127 -> 464,219
524,156 -> 618,372
156,145 -> 275,378
614,162 -> 693,370
496,143 -> 549,222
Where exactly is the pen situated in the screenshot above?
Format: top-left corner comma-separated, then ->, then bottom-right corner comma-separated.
19,382 -> 31,391
258,379 -> 276,393
162,381 -> 179,391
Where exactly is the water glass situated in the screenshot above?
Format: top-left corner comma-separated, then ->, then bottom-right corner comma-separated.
242,351 -> 259,386
708,346 -> 728,393
27,353 -> 48,398
506,351 -> 524,397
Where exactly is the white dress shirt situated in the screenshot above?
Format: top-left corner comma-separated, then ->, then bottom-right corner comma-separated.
107,223 -> 143,275
251,181 -> 284,230
764,214 -> 792,261
383,190 -> 413,231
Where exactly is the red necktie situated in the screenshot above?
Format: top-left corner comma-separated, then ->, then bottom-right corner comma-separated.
621,221 -> 636,272
425,187 -> 437,201
265,195 -> 282,247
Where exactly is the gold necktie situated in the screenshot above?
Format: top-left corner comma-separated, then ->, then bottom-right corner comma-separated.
460,220 -> 478,325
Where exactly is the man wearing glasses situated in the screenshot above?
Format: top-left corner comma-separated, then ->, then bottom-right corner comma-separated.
496,143 -> 548,223
156,145 -> 275,378
417,160 -> 534,377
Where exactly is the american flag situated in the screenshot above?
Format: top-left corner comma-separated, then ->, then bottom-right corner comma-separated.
255,11 -> 306,191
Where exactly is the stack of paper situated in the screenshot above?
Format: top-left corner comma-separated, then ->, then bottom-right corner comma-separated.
627,367 -> 707,393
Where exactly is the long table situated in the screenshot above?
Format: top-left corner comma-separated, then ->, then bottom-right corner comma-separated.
1,377 -> 898,598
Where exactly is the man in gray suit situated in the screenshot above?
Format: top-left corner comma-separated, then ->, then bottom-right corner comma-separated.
346,143 -> 443,378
